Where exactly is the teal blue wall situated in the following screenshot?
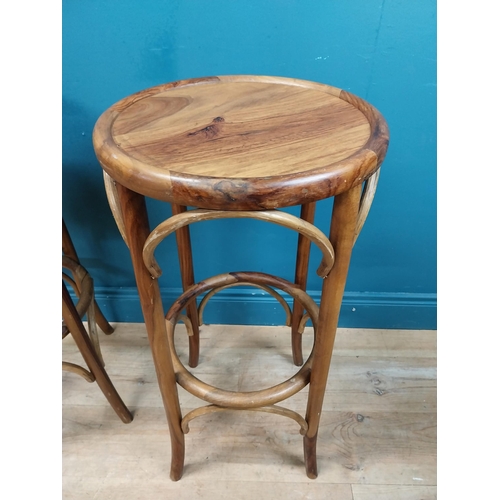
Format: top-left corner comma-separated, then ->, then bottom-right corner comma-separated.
62,0 -> 436,329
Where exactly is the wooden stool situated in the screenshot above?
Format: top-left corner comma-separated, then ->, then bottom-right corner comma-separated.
92,75 -> 389,479
62,221 -> 133,424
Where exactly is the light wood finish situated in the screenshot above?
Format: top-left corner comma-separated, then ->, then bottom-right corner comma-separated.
62,361 -> 95,382
103,172 -> 128,246
63,324 -> 436,499
176,314 -> 194,337
354,168 -> 381,243
93,75 -> 388,210
143,208 -> 335,279
352,485 -> 438,500
93,75 -> 390,480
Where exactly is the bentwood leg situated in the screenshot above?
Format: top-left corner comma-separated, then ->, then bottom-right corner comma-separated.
62,281 -> 133,424
303,185 -> 362,478
291,202 -> 316,366
171,204 -> 200,368
62,219 -> 114,335
115,183 -> 185,481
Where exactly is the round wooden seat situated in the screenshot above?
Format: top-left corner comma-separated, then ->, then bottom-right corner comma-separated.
93,76 -> 388,210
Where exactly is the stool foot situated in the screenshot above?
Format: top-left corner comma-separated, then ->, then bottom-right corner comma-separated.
303,434 -> 318,479
170,468 -> 183,482
169,437 -> 185,481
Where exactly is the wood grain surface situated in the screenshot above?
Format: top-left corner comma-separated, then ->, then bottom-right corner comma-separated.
93,76 -> 389,210
63,324 -> 436,499
89,75 -> 393,487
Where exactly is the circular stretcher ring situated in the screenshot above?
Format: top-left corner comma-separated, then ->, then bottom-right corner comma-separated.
165,271 -> 319,409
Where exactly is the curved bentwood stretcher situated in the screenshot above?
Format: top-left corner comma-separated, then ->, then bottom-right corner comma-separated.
93,75 -> 389,480
62,255 -> 133,424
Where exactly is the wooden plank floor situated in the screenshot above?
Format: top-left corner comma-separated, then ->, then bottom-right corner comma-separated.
62,323 -> 437,499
